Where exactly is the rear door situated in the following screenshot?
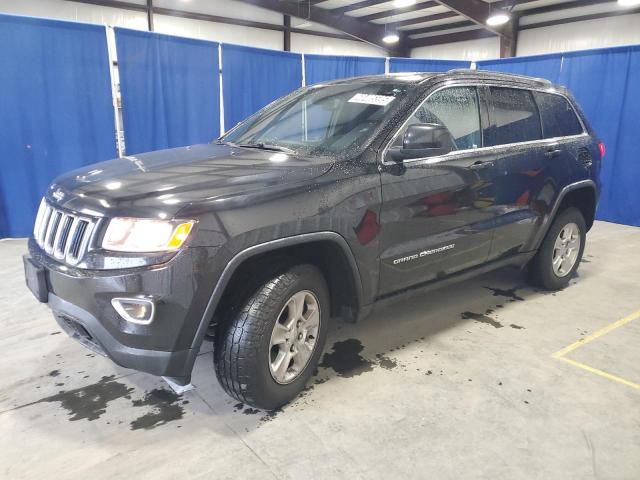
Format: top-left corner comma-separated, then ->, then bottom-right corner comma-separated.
483,86 -> 550,260
377,85 -> 497,296
485,86 -> 589,260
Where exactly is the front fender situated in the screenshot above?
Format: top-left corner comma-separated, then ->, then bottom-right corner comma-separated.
173,232 -> 364,385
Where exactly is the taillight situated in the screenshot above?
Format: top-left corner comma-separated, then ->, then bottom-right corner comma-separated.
598,142 -> 606,159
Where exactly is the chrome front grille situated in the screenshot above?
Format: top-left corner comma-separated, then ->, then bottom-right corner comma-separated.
33,199 -> 95,265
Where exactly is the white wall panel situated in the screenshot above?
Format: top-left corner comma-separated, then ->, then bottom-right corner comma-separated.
153,14 -> 282,49
411,37 -> 499,61
0,0 -> 148,30
291,33 -> 386,56
517,14 -> 640,56
0,0 -> 387,56
153,0 -> 282,25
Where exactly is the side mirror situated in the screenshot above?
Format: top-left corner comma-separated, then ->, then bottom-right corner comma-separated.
388,123 -> 455,162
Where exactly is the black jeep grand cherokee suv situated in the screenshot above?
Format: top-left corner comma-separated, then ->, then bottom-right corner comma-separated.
24,70 -> 601,409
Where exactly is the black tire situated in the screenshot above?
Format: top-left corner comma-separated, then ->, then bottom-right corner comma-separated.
214,264 -> 330,410
527,207 -> 586,290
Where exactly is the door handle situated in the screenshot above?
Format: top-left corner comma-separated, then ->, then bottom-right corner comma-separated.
470,160 -> 493,169
545,148 -> 562,158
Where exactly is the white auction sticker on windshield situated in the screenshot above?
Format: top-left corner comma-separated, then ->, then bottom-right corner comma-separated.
348,93 -> 395,106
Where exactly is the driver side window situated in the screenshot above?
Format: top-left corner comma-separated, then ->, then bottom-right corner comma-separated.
394,86 -> 482,151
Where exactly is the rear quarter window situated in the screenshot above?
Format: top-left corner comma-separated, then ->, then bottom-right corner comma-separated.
486,87 -> 542,147
533,91 -> 584,138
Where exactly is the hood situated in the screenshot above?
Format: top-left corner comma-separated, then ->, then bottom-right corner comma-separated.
47,143 -> 335,218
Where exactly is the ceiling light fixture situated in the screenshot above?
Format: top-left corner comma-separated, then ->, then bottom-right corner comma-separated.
393,0 -> 416,7
618,0 -> 640,6
486,11 -> 511,26
382,33 -> 400,44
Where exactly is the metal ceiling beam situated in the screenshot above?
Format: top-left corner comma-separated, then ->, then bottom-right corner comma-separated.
431,0 -> 512,37
358,1 -> 438,22
335,0 -> 538,29
384,1 -> 538,31
386,11 -> 459,30
330,0 -> 391,17
494,0 -> 541,9
146,0 -> 153,31
236,0 -> 410,55
519,0 -> 616,17
283,14 -> 291,51
68,0 -> 146,12
520,4 -> 640,30
366,1 -> 538,32
499,16 -> 518,58
405,19 -> 473,36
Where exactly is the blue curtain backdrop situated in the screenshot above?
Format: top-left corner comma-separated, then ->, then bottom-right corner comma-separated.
478,45 -> 640,227
115,28 -> 220,155
222,44 -> 302,131
389,57 -> 469,73
304,54 -> 385,85
0,15 -> 116,238
1,11 -> 638,236
476,53 -> 564,82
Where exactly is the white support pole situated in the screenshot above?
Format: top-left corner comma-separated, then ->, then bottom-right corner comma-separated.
105,26 -> 125,157
218,43 -> 225,135
301,54 -> 307,139
385,57 -> 390,74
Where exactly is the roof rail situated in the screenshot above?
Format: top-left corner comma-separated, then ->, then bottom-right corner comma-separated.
446,68 -> 474,74
445,68 -> 553,87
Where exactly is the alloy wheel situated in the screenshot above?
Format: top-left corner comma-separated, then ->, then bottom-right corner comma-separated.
268,290 -> 321,384
552,222 -> 581,277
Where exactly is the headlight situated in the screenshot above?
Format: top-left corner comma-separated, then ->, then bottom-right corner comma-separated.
102,218 -> 194,253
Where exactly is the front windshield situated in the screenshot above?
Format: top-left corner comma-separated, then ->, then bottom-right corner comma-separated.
220,81 -> 412,156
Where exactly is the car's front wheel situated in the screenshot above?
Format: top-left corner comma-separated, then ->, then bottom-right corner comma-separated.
527,207 -> 586,290
214,264 -> 329,410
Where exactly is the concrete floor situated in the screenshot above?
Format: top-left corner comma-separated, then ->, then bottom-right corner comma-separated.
0,220 -> 639,480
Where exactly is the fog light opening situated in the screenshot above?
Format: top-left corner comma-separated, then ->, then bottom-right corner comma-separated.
111,297 -> 155,325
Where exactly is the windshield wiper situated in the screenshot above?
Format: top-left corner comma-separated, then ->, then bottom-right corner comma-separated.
236,142 -> 295,154
215,140 -> 237,147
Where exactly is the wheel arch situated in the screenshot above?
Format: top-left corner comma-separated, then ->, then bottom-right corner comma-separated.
556,185 -> 597,231
531,180 -> 598,251
190,232 -> 364,352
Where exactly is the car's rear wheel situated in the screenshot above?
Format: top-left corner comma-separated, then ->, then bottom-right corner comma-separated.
527,207 -> 586,290
214,264 -> 329,410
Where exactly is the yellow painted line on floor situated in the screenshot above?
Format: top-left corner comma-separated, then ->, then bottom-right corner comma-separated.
552,308 -> 640,391
555,356 -> 640,390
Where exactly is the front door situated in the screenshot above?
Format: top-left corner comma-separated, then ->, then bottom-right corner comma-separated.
378,85 -> 497,296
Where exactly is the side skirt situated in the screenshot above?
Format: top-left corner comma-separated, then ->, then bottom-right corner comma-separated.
367,252 -> 535,318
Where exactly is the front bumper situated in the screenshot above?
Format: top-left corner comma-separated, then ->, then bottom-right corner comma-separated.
50,294 -> 192,376
25,238 -> 220,382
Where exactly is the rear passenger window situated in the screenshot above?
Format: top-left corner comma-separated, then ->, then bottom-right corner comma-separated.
533,92 -> 583,138
486,87 -> 542,146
